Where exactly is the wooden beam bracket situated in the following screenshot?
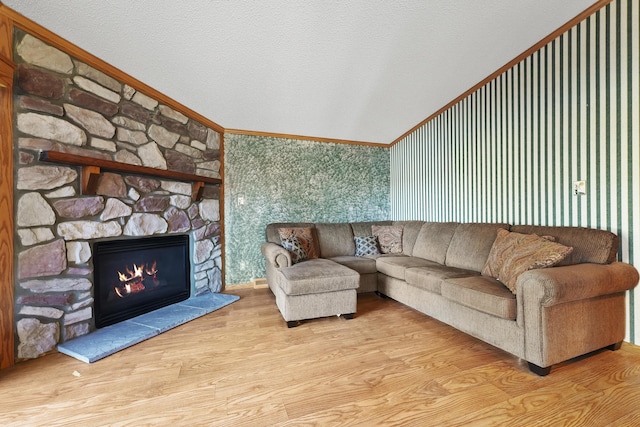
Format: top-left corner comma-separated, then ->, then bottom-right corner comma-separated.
81,165 -> 101,195
192,181 -> 205,202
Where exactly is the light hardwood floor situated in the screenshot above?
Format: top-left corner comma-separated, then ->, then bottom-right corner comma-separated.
2,287 -> 640,426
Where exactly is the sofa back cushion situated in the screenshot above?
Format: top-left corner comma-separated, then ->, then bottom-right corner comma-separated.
315,223 -> 356,258
446,223 -> 510,272
393,221 -> 426,256
350,221 -> 393,237
412,222 -> 459,264
509,225 -> 618,265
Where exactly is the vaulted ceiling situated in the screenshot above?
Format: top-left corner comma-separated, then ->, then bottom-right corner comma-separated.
4,1 -> 599,144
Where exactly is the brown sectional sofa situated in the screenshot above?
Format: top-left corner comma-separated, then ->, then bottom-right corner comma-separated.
261,221 -> 639,375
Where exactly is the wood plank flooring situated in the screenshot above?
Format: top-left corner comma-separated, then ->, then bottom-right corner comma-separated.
2,287 -> 640,426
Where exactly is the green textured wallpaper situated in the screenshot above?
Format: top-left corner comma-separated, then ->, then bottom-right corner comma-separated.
224,134 -> 390,284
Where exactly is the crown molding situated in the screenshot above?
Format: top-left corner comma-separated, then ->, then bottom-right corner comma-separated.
225,128 -> 388,148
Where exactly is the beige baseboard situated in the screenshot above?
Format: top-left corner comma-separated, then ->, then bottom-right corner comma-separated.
225,282 -> 254,289
225,278 -> 268,290
252,278 -> 268,289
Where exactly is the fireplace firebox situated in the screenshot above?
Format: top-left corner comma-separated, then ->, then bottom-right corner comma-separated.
93,234 -> 191,328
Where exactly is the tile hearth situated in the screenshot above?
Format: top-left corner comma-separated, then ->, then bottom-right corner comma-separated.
57,293 -> 238,363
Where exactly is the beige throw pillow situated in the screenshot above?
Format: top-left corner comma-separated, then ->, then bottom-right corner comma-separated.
482,229 -> 573,294
372,225 -> 403,254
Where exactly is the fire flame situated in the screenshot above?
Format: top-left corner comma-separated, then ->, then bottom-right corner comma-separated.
145,260 -> 158,277
114,260 -> 159,298
118,263 -> 144,282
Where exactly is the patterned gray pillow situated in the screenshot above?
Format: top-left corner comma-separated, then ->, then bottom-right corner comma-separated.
281,236 -> 308,264
354,235 -> 380,256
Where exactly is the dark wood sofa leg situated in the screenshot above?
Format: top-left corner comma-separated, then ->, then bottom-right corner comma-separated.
607,341 -> 623,351
287,320 -> 301,328
528,362 -> 552,376
341,313 -> 354,320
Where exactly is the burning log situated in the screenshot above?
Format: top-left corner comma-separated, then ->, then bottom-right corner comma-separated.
113,261 -> 159,297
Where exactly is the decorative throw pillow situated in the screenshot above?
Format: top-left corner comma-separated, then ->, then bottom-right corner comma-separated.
482,229 -> 573,294
280,236 -> 308,264
372,225 -> 403,254
278,227 -> 318,259
354,236 -> 380,256
482,229 -> 530,278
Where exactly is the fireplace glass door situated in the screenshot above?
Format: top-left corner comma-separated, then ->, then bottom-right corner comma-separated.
93,234 -> 191,328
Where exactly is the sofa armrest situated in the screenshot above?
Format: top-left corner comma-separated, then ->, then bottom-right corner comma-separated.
517,262 -> 639,307
261,242 -> 292,269
518,261 -> 638,368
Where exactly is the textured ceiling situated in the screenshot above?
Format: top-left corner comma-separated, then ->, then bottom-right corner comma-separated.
5,0 -> 598,144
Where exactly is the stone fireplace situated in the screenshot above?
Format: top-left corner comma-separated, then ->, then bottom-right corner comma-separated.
12,30 -> 224,361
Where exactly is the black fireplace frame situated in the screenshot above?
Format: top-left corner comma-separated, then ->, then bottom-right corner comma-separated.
93,234 -> 191,328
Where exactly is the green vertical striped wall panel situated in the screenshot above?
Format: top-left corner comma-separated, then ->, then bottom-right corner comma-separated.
391,0 -> 640,343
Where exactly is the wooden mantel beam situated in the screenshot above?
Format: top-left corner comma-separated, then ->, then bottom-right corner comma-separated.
39,151 -> 221,202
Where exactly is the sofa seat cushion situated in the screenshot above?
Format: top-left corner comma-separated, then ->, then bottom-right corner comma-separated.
441,276 -> 517,320
405,265 -> 479,294
329,255 -> 378,275
279,258 -> 360,296
376,256 -> 440,280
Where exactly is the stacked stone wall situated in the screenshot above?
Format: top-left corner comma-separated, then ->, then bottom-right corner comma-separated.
12,30 -> 223,360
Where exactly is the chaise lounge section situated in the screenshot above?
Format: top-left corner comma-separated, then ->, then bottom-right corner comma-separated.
262,220 -> 639,375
